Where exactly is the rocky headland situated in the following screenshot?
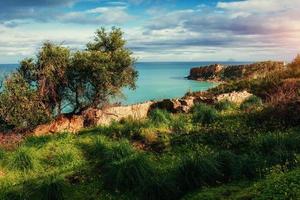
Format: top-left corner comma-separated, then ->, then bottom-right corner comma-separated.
187,61 -> 285,82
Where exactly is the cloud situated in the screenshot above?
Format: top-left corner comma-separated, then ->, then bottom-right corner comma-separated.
58,6 -> 134,25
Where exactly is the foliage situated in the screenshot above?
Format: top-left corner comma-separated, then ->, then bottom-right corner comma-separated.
240,95 -> 263,111
0,27 -> 137,129
215,100 -> 236,111
7,148 -> 36,171
0,73 -> 50,129
149,109 -> 172,125
176,154 -> 220,191
192,103 -> 218,124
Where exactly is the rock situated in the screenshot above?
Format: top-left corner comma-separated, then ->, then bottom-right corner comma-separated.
32,115 -> 84,136
188,61 -> 285,82
216,91 -> 253,104
150,99 -> 182,113
188,64 -> 223,81
82,101 -> 154,126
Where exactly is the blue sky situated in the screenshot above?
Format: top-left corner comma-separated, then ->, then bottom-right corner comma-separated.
0,0 -> 300,63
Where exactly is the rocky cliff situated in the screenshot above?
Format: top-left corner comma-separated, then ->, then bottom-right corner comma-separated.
188,61 -> 285,82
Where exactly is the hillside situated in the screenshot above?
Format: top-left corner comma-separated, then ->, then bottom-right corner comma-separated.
0,58 -> 299,199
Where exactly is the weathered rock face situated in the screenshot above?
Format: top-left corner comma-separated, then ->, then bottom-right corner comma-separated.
82,101 -> 154,126
188,61 -> 285,82
32,115 -> 84,136
216,91 -> 253,104
188,64 -> 224,81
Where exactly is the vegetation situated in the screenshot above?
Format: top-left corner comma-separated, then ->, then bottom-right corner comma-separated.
0,27 -> 137,130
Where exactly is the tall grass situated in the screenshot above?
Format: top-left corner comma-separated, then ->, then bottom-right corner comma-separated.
191,103 -> 218,124
7,148 -> 36,171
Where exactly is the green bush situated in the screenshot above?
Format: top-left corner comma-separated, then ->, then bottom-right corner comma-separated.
8,149 -> 36,171
251,169 -> 300,200
215,151 -> 240,182
215,100 -> 236,111
149,109 -> 171,125
102,139 -> 135,164
102,153 -> 155,192
192,103 -> 218,124
176,154 -> 220,191
171,114 -> 192,134
0,73 -> 51,129
240,95 -> 263,111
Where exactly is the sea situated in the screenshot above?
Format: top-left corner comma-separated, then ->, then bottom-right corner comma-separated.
0,62 -> 247,105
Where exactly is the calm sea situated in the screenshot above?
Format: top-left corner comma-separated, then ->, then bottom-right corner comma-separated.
0,62 -> 247,105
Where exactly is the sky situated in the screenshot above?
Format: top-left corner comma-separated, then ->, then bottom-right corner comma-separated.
0,0 -> 300,63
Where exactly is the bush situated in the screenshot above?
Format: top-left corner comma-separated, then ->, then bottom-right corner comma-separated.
215,100 -> 236,111
102,153 -> 155,192
215,151 -> 240,182
8,149 -> 36,171
176,154 -> 220,191
0,73 -> 50,129
171,114 -> 192,134
149,109 -> 171,125
192,103 -> 218,124
102,140 -> 135,164
240,95 -> 263,111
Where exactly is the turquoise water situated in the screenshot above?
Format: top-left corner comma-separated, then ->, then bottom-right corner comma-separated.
0,62 -> 245,105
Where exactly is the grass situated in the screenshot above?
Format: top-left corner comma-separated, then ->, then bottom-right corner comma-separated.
0,103 -> 299,199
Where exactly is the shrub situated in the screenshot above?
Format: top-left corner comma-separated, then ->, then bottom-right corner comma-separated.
215,100 -> 236,111
149,109 -> 171,125
102,139 -> 135,164
176,154 -> 220,191
239,153 -> 265,179
0,73 -> 50,129
24,176 -> 66,200
191,103 -> 218,124
142,174 -> 181,200
102,153 -> 155,192
240,95 -> 263,111
171,114 -> 192,134
251,168 -> 300,200
8,149 -> 36,171
215,151 -> 240,182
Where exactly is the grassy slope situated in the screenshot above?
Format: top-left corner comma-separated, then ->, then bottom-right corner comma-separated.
0,100 -> 300,200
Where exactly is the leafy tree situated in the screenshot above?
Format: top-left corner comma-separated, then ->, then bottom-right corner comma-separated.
0,73 -> 50,129
0,27 -> 138,129
18,42 -> 71,115
66,27 -> 137,112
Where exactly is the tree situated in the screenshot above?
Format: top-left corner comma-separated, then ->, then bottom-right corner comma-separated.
18,42 -> 71,115
0,27 -> 138,130
0,73 -> 50,129
66,27 -> 137,113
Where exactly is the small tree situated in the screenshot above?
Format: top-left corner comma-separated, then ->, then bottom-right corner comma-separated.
0,73 -> 50,129
18,42 -> 71,115
67,27 -> 137,112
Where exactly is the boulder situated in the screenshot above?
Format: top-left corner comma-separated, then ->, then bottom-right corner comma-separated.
150,99 -> 182,113
82,101 -> 154,126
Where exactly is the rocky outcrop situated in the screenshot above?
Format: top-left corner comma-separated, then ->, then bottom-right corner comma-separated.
82,101 -> 154,127
187,64 -> 224,81
32,115 -> 84,136
216,91 -> 253,104
188,61 -> 285,82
